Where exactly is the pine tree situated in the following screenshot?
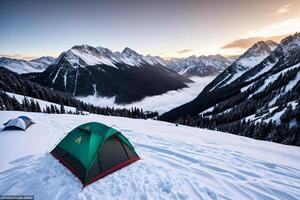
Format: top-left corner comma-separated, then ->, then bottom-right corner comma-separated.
36,101 -> 42,112
60,102 -> 66,114
50,105 -> 55,113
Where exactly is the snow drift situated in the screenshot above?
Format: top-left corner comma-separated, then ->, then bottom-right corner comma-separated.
0,111 -> 299,200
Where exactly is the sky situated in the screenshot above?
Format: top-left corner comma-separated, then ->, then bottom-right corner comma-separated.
0,0 -> 300,60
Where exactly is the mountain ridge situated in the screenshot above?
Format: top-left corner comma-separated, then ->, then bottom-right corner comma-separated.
160,33 -> 300,146
0,56 -> 56,74
24,45 -> 192,104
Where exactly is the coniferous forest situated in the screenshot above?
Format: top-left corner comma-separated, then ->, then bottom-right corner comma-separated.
0,67 -> 158,119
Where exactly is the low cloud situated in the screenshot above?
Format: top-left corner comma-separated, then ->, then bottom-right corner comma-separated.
78,76 -> 215,114
0,54 -> 37,60
271,4 -> 292,16
222,34 -> 288,49
177,49 -> 194,54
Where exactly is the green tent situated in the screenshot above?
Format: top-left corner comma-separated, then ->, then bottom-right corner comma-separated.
51,122 -> 140,187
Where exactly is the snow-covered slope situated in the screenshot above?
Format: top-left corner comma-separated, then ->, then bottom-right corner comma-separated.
0,111 -> 299,200
206,40 -> 278,91
0,56 -> 55,74
167,54 -> 231,77
6,92 -> 76,113
161,34 -> 300,146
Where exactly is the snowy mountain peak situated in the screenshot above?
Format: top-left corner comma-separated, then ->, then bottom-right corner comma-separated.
281,32 -> 300,45
234,40 -> 277,70
203,40 -> 280,90
96,46 -> 114,55
56,45 -> 166,69
122,47 -> 140,57
70,45 -> 101,56
57,45 -> 117,69
265,40 -> 278,51
243,41 -> 273,56
71,44 -> 92,51
280,32 -> 300,53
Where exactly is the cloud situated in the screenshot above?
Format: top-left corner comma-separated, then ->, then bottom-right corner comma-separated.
222,34 -> 288,49
177,49 -> 194,54
159,17 -> 300,58
223,17 -> 300,50
271,4 -> 292,16
157,49 -> 195,59
244,18 -> 300,38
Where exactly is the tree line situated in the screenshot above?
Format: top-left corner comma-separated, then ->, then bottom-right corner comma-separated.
0,91 -> 158,119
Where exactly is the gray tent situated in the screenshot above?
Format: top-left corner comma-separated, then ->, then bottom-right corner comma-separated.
3,116 -> 34,131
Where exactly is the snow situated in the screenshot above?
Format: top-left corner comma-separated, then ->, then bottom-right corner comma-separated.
167,55 -> 230,76
0,57 -> 55,74
208,74 -> 231,92
77,76 -> 215,114
245,101 -> 298,125
252,71 -> 282,95
224,55 -> 269,86
1,61 -> 44,74
64,70 -> 68,88
52,67 -> 61,83
245,63 -> 300,101
70,49 -> 118,69
282,33 -> 300,54
247,60 -> 278,81
223,71 -> 242,86
285,70 -> 300,92
199,106 -> 214,115
218,41 -> 276,88
223,55 -> 268,86
6,92 -> 76,113
63,46 -> 168,70
266,64 -> 300,106
0,111 -> 300,200
289,119 -> 297,128
264,108 -> 286,125
237,55 -> 267,70
73,69 -> 79,96
240,82 -> 254,92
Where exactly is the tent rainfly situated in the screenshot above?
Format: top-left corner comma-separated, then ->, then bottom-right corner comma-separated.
3,116 -> 34,131
51,122 -> 140,187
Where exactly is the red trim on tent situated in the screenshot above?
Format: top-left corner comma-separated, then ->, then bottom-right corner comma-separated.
51,152 -> 140,187
83,156 -> 140,187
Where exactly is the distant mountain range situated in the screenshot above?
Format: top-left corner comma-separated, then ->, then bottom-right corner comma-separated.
23,45 -> 192,104
1,47 -> 232,77
166,54 -> 231,77
161,33 -> 300,146
0,56 -> 56,74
